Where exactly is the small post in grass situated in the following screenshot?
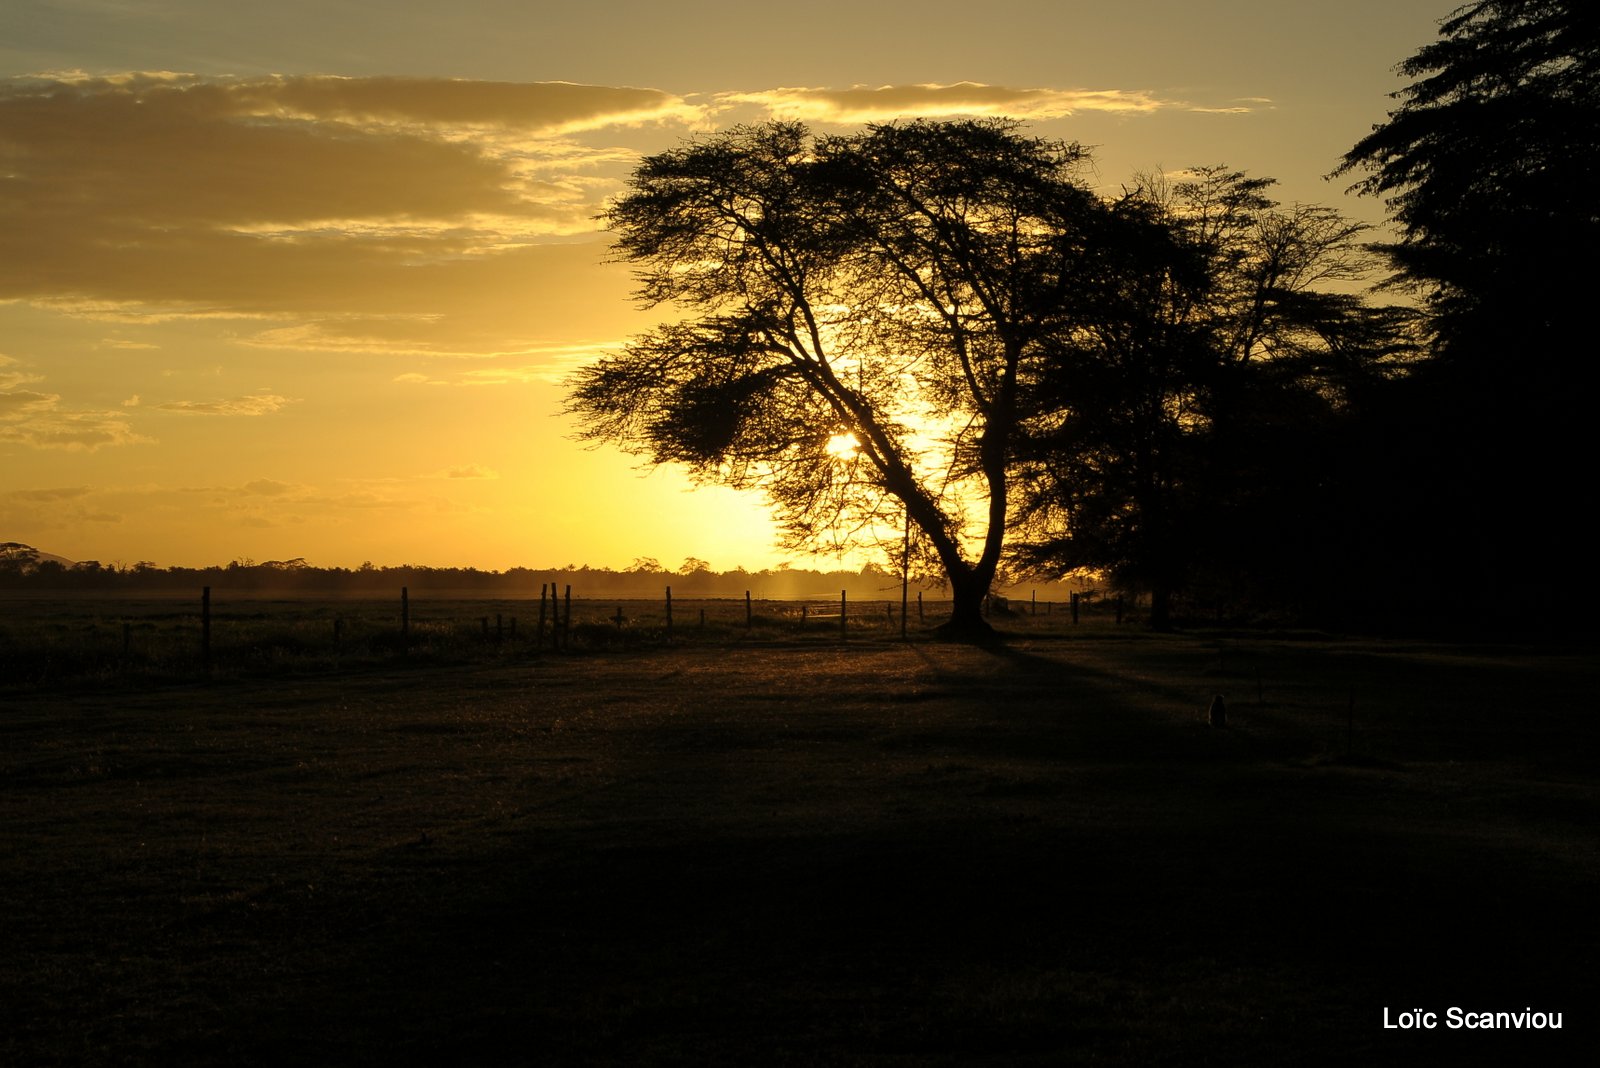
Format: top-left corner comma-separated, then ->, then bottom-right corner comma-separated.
917,590 -> 923,623
536,583 -> 547,653
201,586 -> 211,676
665,585 -> 673,635
745,590 -> 753,629
1071,591 -> 1079,624
401,586 -> 410,658
840,589 -> 847,640
900,509 -> 910,639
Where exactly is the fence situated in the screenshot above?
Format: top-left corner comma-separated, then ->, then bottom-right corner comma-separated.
0,584 -> 1125,690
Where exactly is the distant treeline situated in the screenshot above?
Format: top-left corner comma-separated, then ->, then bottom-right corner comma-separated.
0,549 -> 1083,603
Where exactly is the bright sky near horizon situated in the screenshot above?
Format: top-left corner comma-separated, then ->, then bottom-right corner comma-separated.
2,0 -> 1453,571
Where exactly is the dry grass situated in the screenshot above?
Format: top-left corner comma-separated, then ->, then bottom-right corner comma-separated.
2,624 -> 1594,1064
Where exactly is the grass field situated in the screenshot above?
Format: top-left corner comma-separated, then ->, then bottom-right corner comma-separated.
2,609 -> 1594,1064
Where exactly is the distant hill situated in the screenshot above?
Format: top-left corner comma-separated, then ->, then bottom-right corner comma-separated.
0,542 -> 75,569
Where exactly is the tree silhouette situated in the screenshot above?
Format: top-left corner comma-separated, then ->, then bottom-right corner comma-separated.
1011,169 -> 1414,627
1336,0 -> 1600,622
1336,0 -> 1598,354
569,120 -> 1147,636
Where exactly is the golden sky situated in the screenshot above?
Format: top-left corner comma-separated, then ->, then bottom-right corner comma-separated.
1,0 -> 1451,570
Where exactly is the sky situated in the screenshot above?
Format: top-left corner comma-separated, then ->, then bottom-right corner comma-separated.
1,0 -> 1456,571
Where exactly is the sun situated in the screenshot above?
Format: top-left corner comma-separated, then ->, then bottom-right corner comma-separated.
825,432 -> 861,460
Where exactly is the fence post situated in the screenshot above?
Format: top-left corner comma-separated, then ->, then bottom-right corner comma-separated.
840,589 -> 847,640
401,586 -> 410,658
563,585 -> 572,650
1071,591 -> 1079,624
1031,590 -> 1037,615
917,590 -> 923,623
536,583 -> 547,653
665,585 -> 673,635
201,586 -> 211,676
745,590 -> 752,628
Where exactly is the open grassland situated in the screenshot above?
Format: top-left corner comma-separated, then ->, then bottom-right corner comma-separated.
2,621 -> 1595,1065
0,592 -> 1086,692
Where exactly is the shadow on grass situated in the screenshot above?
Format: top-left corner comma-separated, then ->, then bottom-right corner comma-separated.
5,640 -> 1594,1065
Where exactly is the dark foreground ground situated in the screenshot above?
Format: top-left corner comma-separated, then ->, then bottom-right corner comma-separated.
2,631 -> 1595,1065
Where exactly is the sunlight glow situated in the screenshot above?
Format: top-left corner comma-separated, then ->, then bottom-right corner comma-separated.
825,432 -> 861,460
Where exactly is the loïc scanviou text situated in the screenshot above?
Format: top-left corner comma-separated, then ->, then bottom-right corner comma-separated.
1383,1008 -> 1563,1030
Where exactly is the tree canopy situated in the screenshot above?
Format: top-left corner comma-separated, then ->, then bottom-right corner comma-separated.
1336,0 -> 1600,622
1336,0 -> 1600,354
1010,168 -> 1415,627
570,120 -> 1150,635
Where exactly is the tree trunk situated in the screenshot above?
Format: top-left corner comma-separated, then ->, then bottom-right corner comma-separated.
936,569 -> 996,640
1148,583 -> 1173,632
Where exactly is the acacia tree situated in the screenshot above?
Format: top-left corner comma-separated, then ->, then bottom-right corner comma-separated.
567,120 -> 1134,636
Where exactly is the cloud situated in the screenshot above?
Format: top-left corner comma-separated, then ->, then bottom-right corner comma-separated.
0,406 -> 150,451
439,464 -> 499,480
154,393 -> 295,415
717,82 -> 1177,124
242,478 -> 294,495
35,72 -> 702,133
0,355 -> 42,391
0,389 -> 61,415
8,486 -> 92,502
0,73 -> 1234,361
0,73 -> 676,356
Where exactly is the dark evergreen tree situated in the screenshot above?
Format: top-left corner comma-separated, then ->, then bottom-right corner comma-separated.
1336,0 -> 1600,625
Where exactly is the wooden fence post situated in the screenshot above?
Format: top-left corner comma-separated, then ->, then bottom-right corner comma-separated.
1071,591 -> 1079,624
840,589 -> 847,640
201,586 -> 211,675
745,590 -> 752,628
401,586 -> 410,658
536,583 -> 547,653
665,585 -> 673,635
917,590 -> 923,623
